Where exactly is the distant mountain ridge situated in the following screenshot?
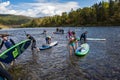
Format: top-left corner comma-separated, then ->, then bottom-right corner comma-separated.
0,14 -> 32,28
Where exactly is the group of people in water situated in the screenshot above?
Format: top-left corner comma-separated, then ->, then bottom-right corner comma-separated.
0,29 -> 87,65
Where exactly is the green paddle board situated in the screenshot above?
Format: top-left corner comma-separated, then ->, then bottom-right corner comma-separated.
0,39 -> 31,64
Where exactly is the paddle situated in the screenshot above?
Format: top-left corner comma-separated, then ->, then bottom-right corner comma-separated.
24,31 -> 27,36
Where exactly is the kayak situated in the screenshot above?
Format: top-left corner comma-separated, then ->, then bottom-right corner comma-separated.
53,32 -> 64,34
39,41 -> 58,50
75,43 -> 89,56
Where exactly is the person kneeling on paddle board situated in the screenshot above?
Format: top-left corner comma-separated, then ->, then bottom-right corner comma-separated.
0,35 -> 15,66
45,36 -> 51,44
26,34 -> 40,51
80,31 -> 88,43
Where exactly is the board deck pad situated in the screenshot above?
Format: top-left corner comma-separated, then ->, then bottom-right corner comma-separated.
0,39 -> 31,64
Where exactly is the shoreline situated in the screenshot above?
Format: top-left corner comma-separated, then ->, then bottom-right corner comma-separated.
0,24 -> 120,30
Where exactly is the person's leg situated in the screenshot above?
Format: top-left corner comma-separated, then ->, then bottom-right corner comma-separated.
72,43 -> 76,52
33,42 -> 40,51
46,38 -> 49,44
69,46 -> 73,56
31,43 -> 34,51
84,38 -> 86,43
75,41 -> 78,49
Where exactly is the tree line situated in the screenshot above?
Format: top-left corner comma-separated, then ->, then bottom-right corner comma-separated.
22,0 -> 120,27
0,14 -> 31,27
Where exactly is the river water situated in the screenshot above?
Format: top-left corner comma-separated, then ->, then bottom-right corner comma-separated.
0,27 -> 120,80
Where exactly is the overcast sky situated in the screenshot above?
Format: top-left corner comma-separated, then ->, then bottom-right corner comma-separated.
0,0 -> 109,17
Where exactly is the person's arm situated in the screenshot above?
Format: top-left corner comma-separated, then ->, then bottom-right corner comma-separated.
10,39 -> 15,45
0,41 -> 4,50
30,36 -> 36,42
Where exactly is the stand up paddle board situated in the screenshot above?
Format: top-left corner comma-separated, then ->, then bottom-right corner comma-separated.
75,43 -> 89,56
0,39 -> 31,64
40,41 -> 58,50
87,38 -> 106,41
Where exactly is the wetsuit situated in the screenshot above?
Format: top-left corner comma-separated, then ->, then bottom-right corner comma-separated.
27,35 -> 37,50
56,28 -> 59,32
0,39 -> 15,49
45,37 -> 51,44
80,33 -> 86,43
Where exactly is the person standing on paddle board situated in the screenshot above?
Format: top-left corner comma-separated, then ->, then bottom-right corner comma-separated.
80,31 -> 88,43
26,34 -> 40,51
0,35 -> 15,66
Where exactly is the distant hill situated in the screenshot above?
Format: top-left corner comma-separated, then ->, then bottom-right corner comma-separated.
0,14 -> 32,28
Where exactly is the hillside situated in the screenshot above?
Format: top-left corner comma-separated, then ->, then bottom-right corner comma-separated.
22,1 -> 120,27
0,14 -> 32,28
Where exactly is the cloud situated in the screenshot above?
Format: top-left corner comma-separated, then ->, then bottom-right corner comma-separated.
96,0 -> 109,3
0,1 -> 80,17
35,0 -> 59,3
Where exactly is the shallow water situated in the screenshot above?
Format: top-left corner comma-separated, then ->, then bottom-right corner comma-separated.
1,27 -> 120,80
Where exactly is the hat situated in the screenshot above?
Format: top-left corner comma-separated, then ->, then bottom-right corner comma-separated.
1,34 -> 8,38
26,34 -> 30,36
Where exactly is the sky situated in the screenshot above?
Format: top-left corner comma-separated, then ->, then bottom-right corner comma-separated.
0,0 -> 109,17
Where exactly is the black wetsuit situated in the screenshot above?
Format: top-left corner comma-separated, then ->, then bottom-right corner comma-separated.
45,37 -> 51,44
80,33 -> 86,43
0,39 -> 15,49
28,35 -> 37,50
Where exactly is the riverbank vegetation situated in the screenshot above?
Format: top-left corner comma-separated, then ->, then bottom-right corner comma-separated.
0,0 -> 120,28
0,14 -> 32,28
22,0 -> 120,27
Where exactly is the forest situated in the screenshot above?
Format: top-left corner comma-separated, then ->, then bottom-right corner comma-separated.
22,0 -> 120,27
0,0 -> 120,28
0,14 -> 32,28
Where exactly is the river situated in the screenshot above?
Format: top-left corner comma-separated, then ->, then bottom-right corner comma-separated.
0,27 -> 120,80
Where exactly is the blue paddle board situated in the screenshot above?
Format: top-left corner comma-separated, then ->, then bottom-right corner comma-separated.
40,41 -> 58,50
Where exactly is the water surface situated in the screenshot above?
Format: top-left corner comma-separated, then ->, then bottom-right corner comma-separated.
1,27 -> 120,80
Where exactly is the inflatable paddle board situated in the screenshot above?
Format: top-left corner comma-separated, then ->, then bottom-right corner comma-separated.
75,43 -> 89,56
0,39 -> 31,64
40,41 -> 58,50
